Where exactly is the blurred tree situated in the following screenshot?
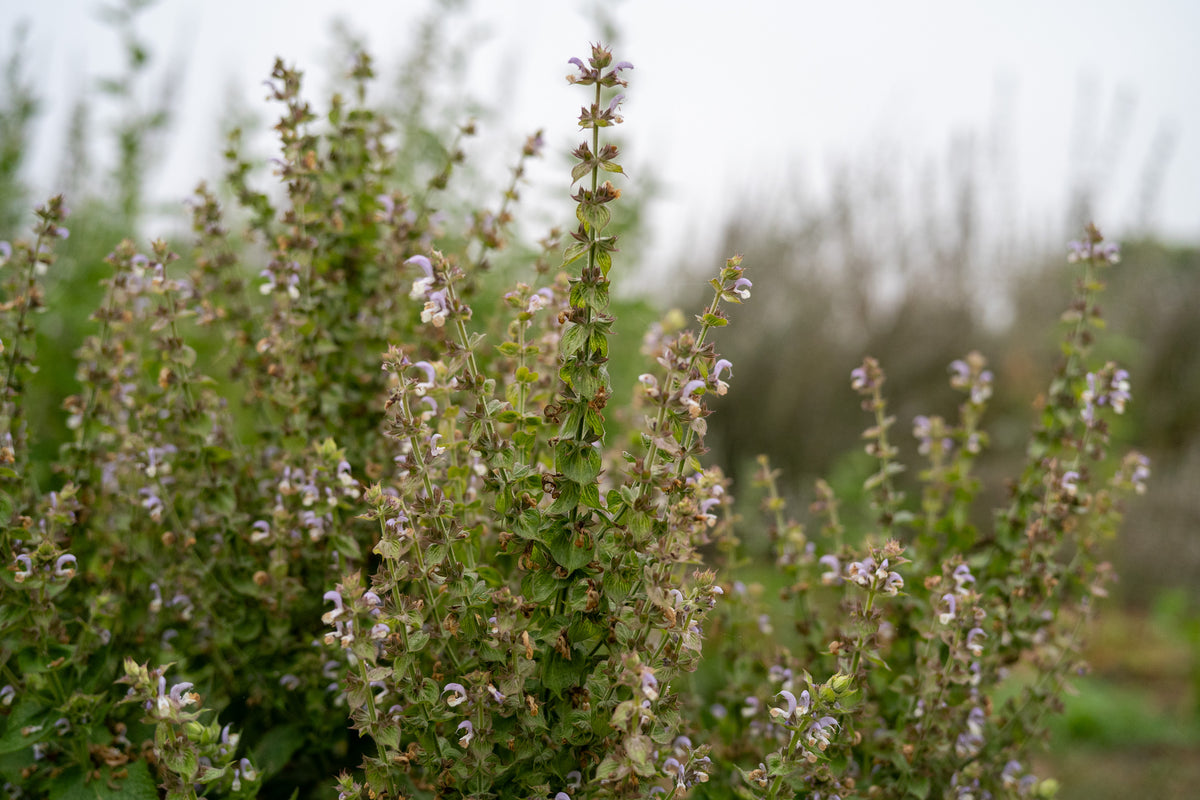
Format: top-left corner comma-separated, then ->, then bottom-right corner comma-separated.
0,22 -> 38,236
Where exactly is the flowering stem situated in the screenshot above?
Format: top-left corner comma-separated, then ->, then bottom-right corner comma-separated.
637,286 -> 724,505
2,228 -> 48,426
764,727 -> 802,800
396,390 -> 462,574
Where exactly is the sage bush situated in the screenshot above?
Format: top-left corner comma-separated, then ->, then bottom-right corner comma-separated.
0,42 -> 1147,800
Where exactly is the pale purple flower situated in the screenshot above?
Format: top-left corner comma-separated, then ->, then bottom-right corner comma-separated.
1061,470 -> 1080,497
422,289 -> 449,327
456,719 -> 474,746
640,668 -> 659,701
442,682 -> 468,707
913,415 -> 933,454
966,627 -> 986,657
770,690 -> 799,724
322,590 -> 345,624
139,487 -> 164,522
149,582 -> 163,613
231,757 -> 255,791
819,554 -> 842,585
805,716 -> 839,751
156,678 -> 197,716
1067,240 -> 1089,263
847,557 -> 876,587
949,359 -> 970,387
376,193 -> 395,219
939,593 -> 957,625
486,684 -> 506,703
710,358 -> 733,395
731,277 -> 752,300
972,370 -> 993,404
405,254 -> 433,277
880,568 -> 904,596
953,564 -> 975,591
1130,453 -> 1151,495
526,287 -> 553,313
14,552 -> 38,580
249,520 -> 271,543
54,554 -> 76,578
680,379 -> 706,417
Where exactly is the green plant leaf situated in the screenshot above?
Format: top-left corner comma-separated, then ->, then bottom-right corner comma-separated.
51,761 -> 158,800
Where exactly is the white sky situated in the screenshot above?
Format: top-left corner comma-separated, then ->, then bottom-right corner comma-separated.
8,0 -> 1200,266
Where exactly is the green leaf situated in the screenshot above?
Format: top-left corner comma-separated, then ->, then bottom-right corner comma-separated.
555,440 -> 602,485
495,341 -> 522,357
541,651 -> 584,696
252,724 -> 307,780
548,480 -> 581,515
512,509 -> 542,541
407,628 -> 430,653
162,748 -> 198,781
577,201 -> 611,233
547,525 -> 594,573
374,723 -> 401,752
571,160 -> 594,183
522,570 -> 559,604
0,698 -> 48,754
595,247 -> 612,275
561,242 -> 588,267
906,773 -> 932,799
374,537 -> 402,559
560,323 -> 590,359
51,761 -> 158,800
594,754 -> 626,783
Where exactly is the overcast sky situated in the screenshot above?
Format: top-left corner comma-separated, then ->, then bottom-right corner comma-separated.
9,0 -> 1200,265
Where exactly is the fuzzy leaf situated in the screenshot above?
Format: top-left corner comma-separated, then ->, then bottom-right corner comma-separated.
562,241 -> 589,267
547,524 -> 594,572
495,341 -> 522,357
571,160 -> 594,183
52,762 -> 158,800
577,201 -> 611,233
556,440 -> 602,485
523,569 -> 560,604
541,651 -> 584,696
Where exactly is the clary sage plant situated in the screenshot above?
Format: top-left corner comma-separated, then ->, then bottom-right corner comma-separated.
0,42 -> 1145,800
